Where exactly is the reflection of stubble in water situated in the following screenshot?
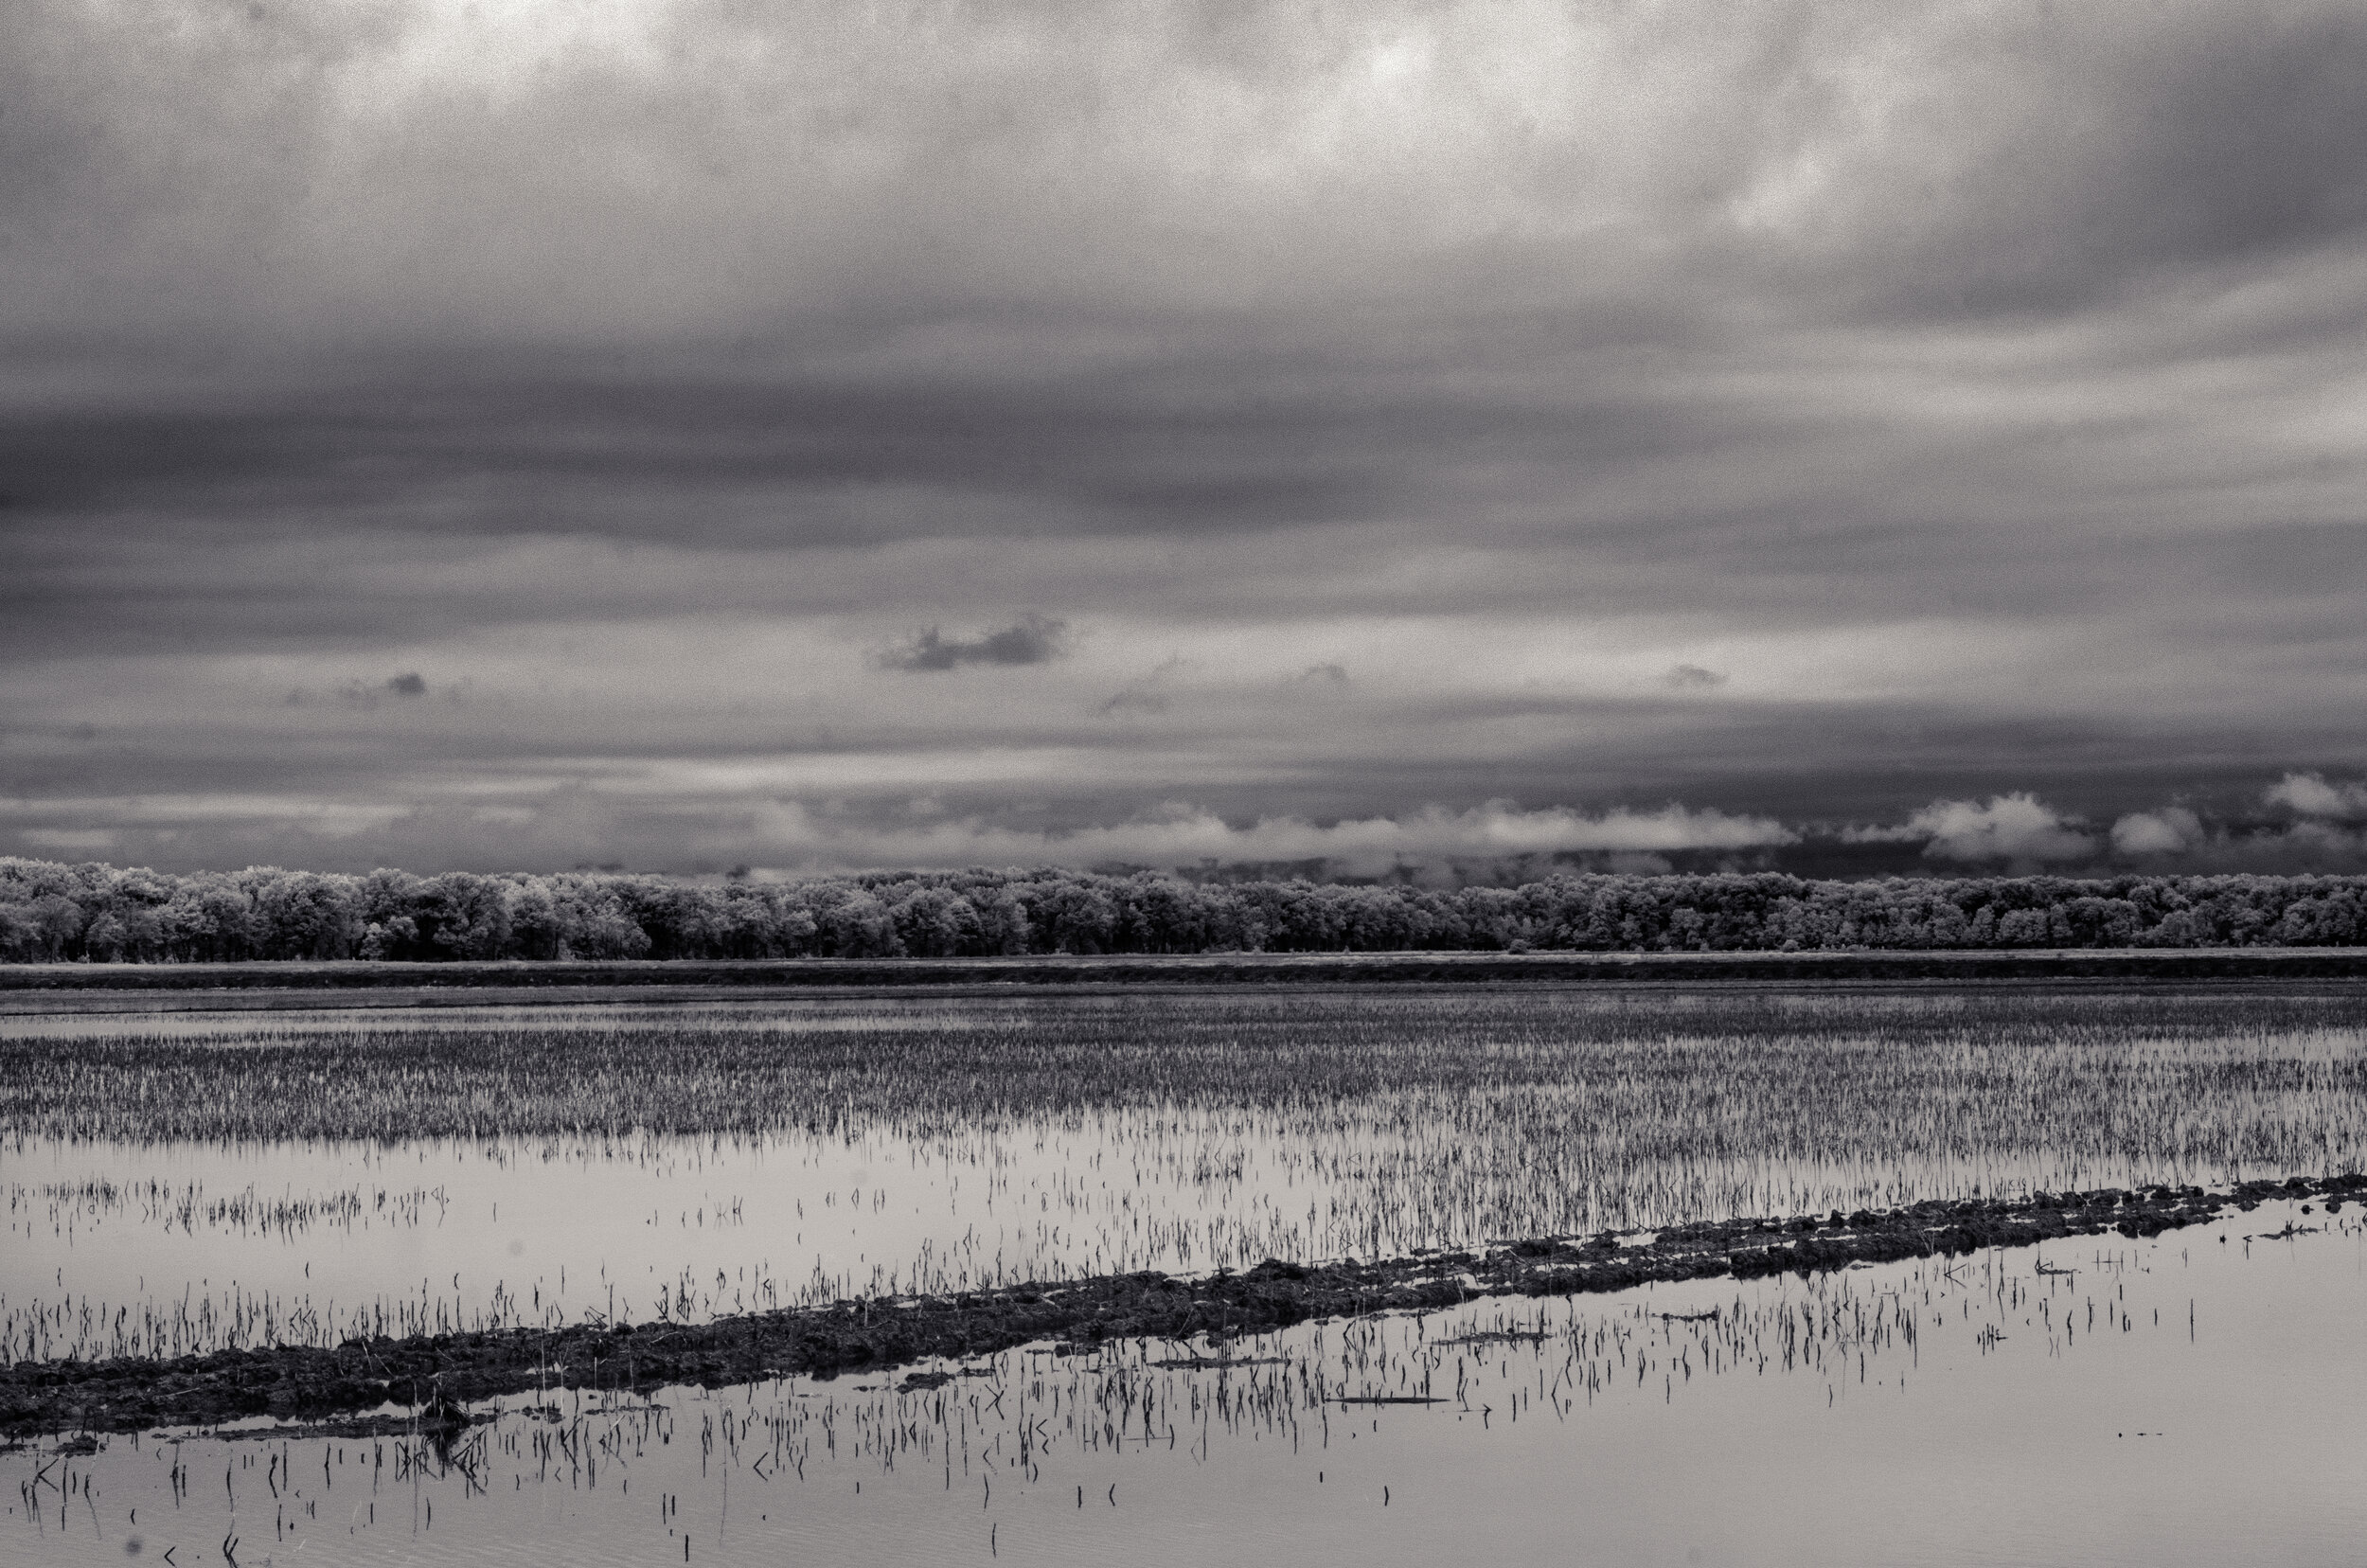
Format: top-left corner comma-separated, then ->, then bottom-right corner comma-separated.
9,1203 -> 2361,1568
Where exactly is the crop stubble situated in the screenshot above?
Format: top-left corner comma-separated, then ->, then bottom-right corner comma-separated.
6,983 -> 2366,1368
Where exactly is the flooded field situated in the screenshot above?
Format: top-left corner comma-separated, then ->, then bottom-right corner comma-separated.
9,1200 -> 2364,1566
6,988 -> 2367,1361
4,983 -> 2366,1561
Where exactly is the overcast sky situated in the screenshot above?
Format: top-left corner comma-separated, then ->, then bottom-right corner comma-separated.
5,0 -> 2366,880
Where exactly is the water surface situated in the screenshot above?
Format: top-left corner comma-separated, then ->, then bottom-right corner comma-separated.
9,990 -> 2366,1360
9,1200 -> 2361,1566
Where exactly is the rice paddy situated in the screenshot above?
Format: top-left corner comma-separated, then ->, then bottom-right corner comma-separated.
6,981 -> 2367,1562
7,987 -> 2367,1362
9,1199 -> 2365,1565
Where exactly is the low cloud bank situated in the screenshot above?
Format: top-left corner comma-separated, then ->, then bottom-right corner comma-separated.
1833,776 -> 2367,873
2096,774 -> 2367,870
741,799 -> 1798,878
11,775 -> 2367,881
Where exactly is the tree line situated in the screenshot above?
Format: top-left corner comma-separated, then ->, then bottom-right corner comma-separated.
4,855 -> 2366,962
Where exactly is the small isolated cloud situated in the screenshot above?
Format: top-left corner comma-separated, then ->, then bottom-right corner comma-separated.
1097,687 -> 1170,717
331,673 -> 433,709
1097,656 -> 1190,718
2264,772 -> 2367,821
1663,664 -> 1727,690
877,615 -> 1070,672
2109,807 -> 2204,856
1848,793 -> 2094,864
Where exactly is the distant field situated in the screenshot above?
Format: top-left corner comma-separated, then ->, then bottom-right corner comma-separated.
12,982 -> 2367,1144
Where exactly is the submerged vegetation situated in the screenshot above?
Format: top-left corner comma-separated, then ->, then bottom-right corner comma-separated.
7,855 -> 2367,963
9,987 -> 2367,1364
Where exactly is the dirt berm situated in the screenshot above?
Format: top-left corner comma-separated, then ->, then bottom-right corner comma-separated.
6,1172 -> 2356,1438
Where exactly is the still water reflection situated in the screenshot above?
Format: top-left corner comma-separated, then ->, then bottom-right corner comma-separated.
10,1201 -> 2362,1567
8,1124 -> 2273,1363
14,994 -> 2365,1364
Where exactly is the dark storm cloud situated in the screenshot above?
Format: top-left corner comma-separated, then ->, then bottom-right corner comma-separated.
8,1 -> 2365,354
1820,8 -> 2367,319
5,1 -> 2367,874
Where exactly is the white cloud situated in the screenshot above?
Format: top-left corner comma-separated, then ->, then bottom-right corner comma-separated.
1859,793 -> 2096,864
2264,772 -> 2367,821
1836,822 -> 1922,845
2109,807 -> 2203,856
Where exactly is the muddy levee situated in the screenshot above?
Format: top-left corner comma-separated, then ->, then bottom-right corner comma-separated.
7,1173 -> 2352,1439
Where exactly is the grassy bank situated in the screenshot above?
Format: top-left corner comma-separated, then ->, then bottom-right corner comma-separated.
9,948 -> 2367,996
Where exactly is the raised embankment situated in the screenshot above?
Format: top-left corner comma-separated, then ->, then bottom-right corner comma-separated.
5,1174 -> 2356,1438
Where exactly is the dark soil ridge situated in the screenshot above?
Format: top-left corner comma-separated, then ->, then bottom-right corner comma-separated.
9,949 -> 2367,998
7,1172 -> 2357,1439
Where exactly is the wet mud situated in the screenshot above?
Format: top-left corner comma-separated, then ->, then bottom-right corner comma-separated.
6,1172 -> 2358,1438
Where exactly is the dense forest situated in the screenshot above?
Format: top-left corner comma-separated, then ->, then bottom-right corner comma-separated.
4,855 -> 2366,961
